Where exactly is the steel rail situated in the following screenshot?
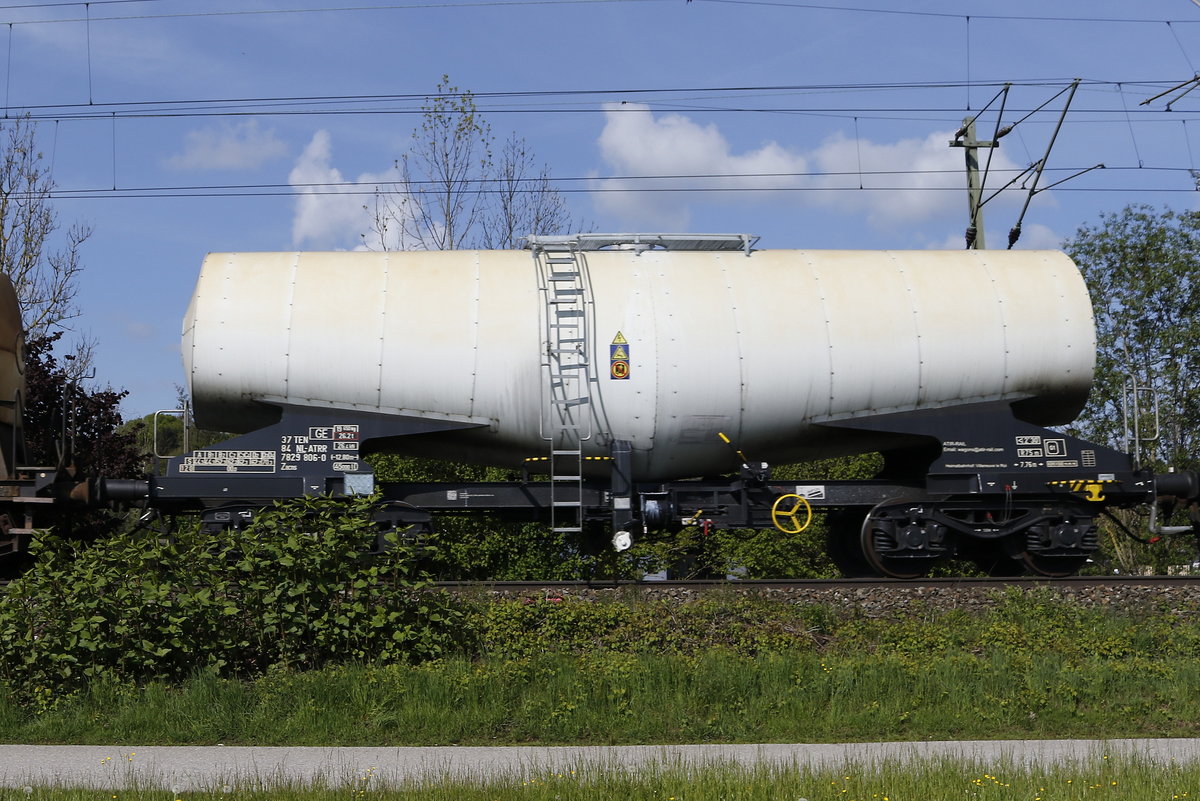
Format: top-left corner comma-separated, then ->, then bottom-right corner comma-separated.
431,574 -> 1200,591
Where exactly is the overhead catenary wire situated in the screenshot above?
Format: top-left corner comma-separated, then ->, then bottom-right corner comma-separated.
0,0 -> 675,26
0,5 -> 1193,144
965,15 -> 971,110
1185,119 -> 1200,189
853,116 -> 863,190
1167,21 -> 1197,74
43,185 -> 1200,201
1007,79 -> 1081,248
2,75 -> 1198,127
0,2 -> 1187,210
84,2 -> 92,105
0,0 -> 166,9
698,0 -> 1200,25
29,163 -> 1189,202
6,0 -> 1200,27
1118,83 -> 1146,168
3,23 -> 9,117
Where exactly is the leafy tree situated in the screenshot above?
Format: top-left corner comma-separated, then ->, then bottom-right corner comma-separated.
367,76 -> 574,250
1063,205 -> 1200,574
1063,204 -> 1200,471
22,332 -> 140,480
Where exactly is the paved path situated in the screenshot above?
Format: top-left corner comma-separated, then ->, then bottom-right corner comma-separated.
2,740 -> 1200,790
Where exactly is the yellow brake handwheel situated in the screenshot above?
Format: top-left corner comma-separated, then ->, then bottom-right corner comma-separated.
771,493 -> 812,534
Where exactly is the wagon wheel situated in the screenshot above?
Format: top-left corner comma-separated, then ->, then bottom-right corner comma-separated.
859,499 -> 946,580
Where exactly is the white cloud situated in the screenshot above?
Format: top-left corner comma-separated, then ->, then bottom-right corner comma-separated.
288,130 -> 399,250
591,104 -> 1031,231
593,103 -> 808,229
166,121 -> 288,171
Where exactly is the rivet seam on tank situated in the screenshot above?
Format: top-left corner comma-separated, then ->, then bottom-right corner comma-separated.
892,254 -> 925,402
469,251 -> 481,410
805,252 -> 836,414
282,252 -> 301,389
378,253 -> 389,410
718,253 -> 746,415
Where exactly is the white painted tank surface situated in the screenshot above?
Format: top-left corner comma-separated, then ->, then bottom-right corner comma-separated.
182,247 -> 1094,481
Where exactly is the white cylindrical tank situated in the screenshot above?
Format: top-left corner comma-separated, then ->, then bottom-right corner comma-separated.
182,247 -> 1094,481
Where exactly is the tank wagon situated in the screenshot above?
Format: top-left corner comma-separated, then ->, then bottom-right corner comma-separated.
3,233 -> 1199,578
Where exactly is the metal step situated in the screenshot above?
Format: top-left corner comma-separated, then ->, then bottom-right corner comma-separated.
532,242 -> 590,537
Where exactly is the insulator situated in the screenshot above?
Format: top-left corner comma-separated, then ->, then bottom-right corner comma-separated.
1008,224 -> 1022,248
965,225 -> 977,248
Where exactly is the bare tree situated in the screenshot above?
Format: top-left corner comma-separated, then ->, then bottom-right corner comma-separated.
479,133 -> 575,250
0,116 -> 91,337
368,76 -> 492,251
368,77 -> 574,251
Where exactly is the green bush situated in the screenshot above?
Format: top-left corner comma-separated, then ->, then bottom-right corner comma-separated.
0,494 -> 464,707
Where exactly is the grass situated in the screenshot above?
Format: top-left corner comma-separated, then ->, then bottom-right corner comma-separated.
2,755 -> 1198,800
4,590 -> 1200,796
5,588 -> 1200,745
5,648 -> 1200,745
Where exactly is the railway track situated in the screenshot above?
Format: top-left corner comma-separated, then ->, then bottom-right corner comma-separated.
432,574 -> 1200,591
5,573 -> 1198,593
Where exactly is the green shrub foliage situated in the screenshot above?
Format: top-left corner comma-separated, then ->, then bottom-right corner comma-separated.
0,494 -> 464,706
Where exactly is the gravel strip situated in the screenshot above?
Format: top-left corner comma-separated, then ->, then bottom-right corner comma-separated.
2,739 -> 1199,790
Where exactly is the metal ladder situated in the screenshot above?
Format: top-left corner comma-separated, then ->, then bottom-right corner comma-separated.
531,238 -> 592,535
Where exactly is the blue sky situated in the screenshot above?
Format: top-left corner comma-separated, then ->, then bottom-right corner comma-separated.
6,0 -> 1200,417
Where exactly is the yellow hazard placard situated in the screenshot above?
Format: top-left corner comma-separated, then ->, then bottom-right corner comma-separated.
610,336 -> 631,379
